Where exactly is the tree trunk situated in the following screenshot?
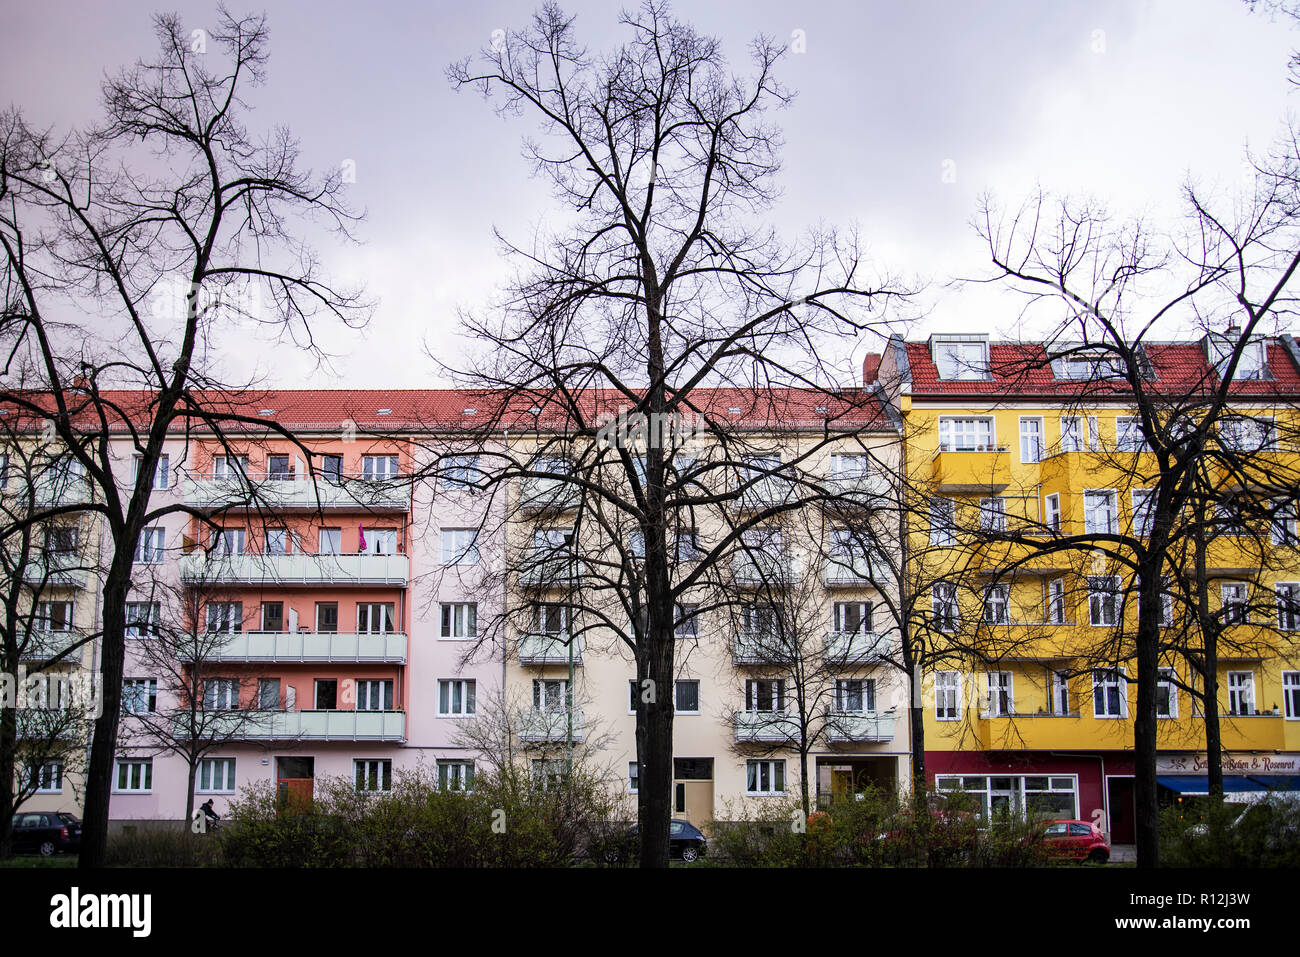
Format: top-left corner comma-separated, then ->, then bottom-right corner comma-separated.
1194,522 -> 1224,798
1133,568 -> 1162,868
800,744 -> 811,818
635,620 -> 674,868
185,757 -> 198,827
79,568 -> 129,868
0,705 -> 16,859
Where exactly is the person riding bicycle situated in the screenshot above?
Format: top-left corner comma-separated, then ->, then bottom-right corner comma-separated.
200,798 -> 221,825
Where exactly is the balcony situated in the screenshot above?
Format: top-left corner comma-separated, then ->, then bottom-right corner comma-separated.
19,630 -> 87,663
15,710 -> 85,741
517,632 -> 584,665
931,447 -> 1012,493
179,553 -> 409,587
518,709 -> 584,743
185,631 -> 408,664
825,710 -> 895,743
183,473 -> 408,512
196,709 -> 406,742
822,554 -> 879,586
731,551 -> 798,586
738,477 -> 794,510
733,632 -> 795,665
825,472 -> 891,507
517,551 -> 588,587
21,559 -> 88,589
28,474 -> 94,509
733,709 -> 800,743
824,631 -> 893,664
519,477 -> 580,512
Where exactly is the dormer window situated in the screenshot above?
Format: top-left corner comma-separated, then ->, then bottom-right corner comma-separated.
930,335 -> 989,381
1205,331 -> 1267,381
1057,353 -> 1122,380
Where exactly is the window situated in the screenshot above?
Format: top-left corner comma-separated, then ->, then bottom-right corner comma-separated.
935,671 -> 960,720
1088,577 -> 1121,627
1131,489 -> 1155,538
361,527 -> 398,555
319,455 -> 343,480
744,679 -> 785,712
45,527 -> 77,558
831,453 -> 872,480
1084,491 -> 1118,534
203,678 -> 239,710
357,603 -> 395,634
534,602 -> 567,635
441,528 -> 479,565
835,678 -> 875,713
746,759 -> 786,795
531,759 -> 567,791
318,527 -> 342,555
30,761 -> 63,794
440,603 -> 477,639
135,527 -> 165,564
315,679 -> 338,709
1284,672 -> 1300,720
533,678 -> 568,712
1218,497 -> 1252,538
261,602 -> 284,633
438,679 -> 476,716
979,497 -> 1008,533
986,672 -> 1013,716
1059,415 -> 1097,453
1058,353 -> 1121,380
1047,579 -> 1066,625
982,585 -> 1009,624
1278,584 -> 1300,630
439,455 -> 480,490
316,602 -> 339,633
267,455 -> 291,480
198,758 -> 236,793
1222,584 -> 1248,625
674,528 -> 703,561
1050,671 -> 1071,715
628,529 -> 646,560
206,602 -> 243,634
1219,416 -> 1277,453
1156,668 -> 1178,719
212,455 -> 249,480
257,678 -> 281,710
438,760 -> 474,791
266,527 -> 292,556
1020,417 -> 1044,463
1092,669 -> 1127,718
1115,417 -> 1148,453
1228,672 -> 1256,715
675,603 -> 700,640
1044,493 -> 1061,532
627,762 -> 639,794
362,455 -> 400,481
931,583 -> 958,632
675,680 -> 700,714
929,498 -> 956,546
833,601 -> 873,634
937,416 -> 994,451
1271,500 -> 1298,545
33,601 -> 73,632
114,759 -> 153,793
211,528 -> 245,556
122,678 -> 158,715
932,338 -> 989,380
1159,581 -> 1174,627
356,679 -> 394,711
354,759 -> 392,793
134,453 -> 169,490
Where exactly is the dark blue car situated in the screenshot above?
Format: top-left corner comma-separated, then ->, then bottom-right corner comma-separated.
600,818 -> 708,863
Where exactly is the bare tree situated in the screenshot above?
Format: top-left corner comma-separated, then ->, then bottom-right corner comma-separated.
0,7 -> 370,865
443,0 -> 910,866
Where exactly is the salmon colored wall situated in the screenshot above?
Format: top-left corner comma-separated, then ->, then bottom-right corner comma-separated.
200,664 -> 404,711
185,517 -> 408,554
212,587 -> 408,633
191,438 -> 412,475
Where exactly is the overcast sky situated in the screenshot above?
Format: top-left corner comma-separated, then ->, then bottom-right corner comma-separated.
3,0 -> 1298,388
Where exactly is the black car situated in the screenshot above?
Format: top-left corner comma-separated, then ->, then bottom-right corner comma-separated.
599,819 -> 708,864
10,811 -> 81,856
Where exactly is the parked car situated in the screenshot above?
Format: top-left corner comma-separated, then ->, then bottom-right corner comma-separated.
1040,819 -> 1109,863
596,819 -> 708,863
9,811 -> 81,856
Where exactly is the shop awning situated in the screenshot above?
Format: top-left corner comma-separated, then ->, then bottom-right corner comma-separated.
1246,775 -> 1300,793
1156,776 -> 1266,796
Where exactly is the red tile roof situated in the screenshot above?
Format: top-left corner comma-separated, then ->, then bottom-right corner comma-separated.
900,340 -> 1300,398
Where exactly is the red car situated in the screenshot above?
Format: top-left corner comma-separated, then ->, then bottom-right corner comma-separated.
1041,819 -> 1109,863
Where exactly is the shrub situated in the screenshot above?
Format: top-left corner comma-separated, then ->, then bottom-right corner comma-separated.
1160,794 -> 1300,868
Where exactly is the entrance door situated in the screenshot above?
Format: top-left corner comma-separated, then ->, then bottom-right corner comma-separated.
276,756 -> 315,813
1107,777 -> 1136,844
831,769 -> 854,799
672,758 -> 714,832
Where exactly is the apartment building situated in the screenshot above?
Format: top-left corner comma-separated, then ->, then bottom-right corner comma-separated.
875,331 -> 1300,843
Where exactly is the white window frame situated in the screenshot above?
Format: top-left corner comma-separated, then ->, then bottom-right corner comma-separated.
114,759 -> 153,793
930,497 -> 956,546
1156,668 -> 1179,719
361,455 -> 400,481
1047,578 -> 1066,625
982,585 -> 1009,624
935,671 -> 960,720
1131,489 -> 1155,538
134,453 -> 170,490
1044,493 -> 1061,532
440,602 -> 477,640
834,678 -> 875,714
979,497 -> 1008,533
135,527 -> 165,564
1115,416 -> 1148,453
932,340 -> 989,381
440,528 -> 479,565
1088,576 -> 1121,627
211,527 -> 245,556
627,762 -> 639,794
1019,416 -> 1044,464
1083,490 -> 1118,535
439,455 -> 481,490
354,758 -> 393,794
675,679 -> 701,715
122,678 -> 158,715
32,760 -> 63,794
197,757 -> 237,794
932,583 -> 958,632
318,527 -> 342,555
745,759 -> 787,796
1277,583 -> 1300,631
1283,672 -> 1300,720
355,679 -> 394,712
1059,415 -> 1097,453
437,679 -> 476,716
1092,668 -> 1128,719
1228,671 -> 1256,716
1050,671 -> 1071,715
203,677 -> 239,710
833,601 -> 872,634
937,416 -> 994,452
438,760 -> 474,792
986,671 -> 1014,716
1222,583 -> 1249,625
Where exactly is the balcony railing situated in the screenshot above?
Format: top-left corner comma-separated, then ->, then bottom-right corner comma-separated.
21,559 -> 89,589
733,709 -> 800,743
28,475 -> 94,508
825,473 -> 891,505
183,472 -> 408,512
824,631 -> 893,664
731,551 -> 798,585
517,632 -> 584,665
19,630 -> 87,663
738,477 -> 794,510
821,554 -> 878,586
825,710 -> 896,743
518,709 -> 585,743
519,477 -> 580,512
191,709 -> 407,742
931,447 -> 1012,493
733,632 -> 795,665
179,553 -> 409,587
183,631 -> 408,664
517,551 -> 587,587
